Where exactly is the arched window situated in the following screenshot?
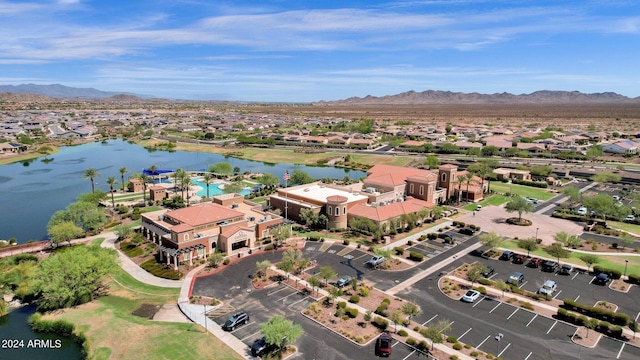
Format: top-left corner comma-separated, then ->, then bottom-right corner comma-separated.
328,206 -> 332,215
419,185 -> 424,195
441,173 -> 447,182
409,184 -> 414,194
343,206 -> 347,215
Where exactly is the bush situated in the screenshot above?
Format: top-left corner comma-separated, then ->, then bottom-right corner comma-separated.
418,340 -> 429,351
406,337 -> 417,346
223,258 -> 230,265
375,305 -> 388,316
397,329 -> 408,337
359,286 -> 370,297
263,244 -> 275,251
409,252 -> 424,262
394,247 -> 405,255
372,316 -> 389,330
120,241 -> 144,257
337,301 -> 347,309
453,342 -> 463,350
345,307 -> 359,318
343,239 -> 350,245
349,295 -> 360,304
476,286 -> 487,295
140,259 -> 182,280
11,253 -> 38,264
382,298 -> 391,305
427,233 -> 438,240
446,335 -> 458,343
629,273 -> 640,284
478,278 -> 494,286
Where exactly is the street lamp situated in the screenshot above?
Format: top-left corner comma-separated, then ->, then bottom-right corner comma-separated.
495,333 -> 503,354
535,227 -> 539,241
203,304 -> 208,332
624,259 -> 629,279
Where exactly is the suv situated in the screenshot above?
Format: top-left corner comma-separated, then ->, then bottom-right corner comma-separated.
336,275 -> 353,288
538,280 -> 557,296
222,311 -> 249,331
459,227 -> 476,235
251,336 -> 277,357
375,332 -> 393,357
594,273 -> 610,285
508,272 -> 524,286
558,264 -> 574,275
481,265 -> 495,277
541,261 -> 560,273
366,255 -> 385,268
526,258 -> 543,268
499,251 -> 514,261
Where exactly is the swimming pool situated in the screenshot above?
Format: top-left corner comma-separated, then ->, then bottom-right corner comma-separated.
191,179 -> 250,197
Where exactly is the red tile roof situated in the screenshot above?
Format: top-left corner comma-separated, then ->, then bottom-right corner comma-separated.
167,202 -> 244,227
366,164 -> 436,187
220,225 -> 253,238
349,197 -> 434,222
326,195 -> 348,203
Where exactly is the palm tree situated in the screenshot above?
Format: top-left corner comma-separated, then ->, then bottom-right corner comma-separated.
202,173 -> 213,198
83,168 -> 101,193
148,164 -> 159,184
135,173 -> 151,203
462,172 -> 476,203
473,164 -> 493,194
180,172 -> 192,205
173,168 -> 185,191
118,167 -> 128,192
454,173 -> 465,204
106,176 -> 118,207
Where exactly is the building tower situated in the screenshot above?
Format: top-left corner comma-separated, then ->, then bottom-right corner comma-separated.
326,195 -> 348,229
437,164 -> 459,201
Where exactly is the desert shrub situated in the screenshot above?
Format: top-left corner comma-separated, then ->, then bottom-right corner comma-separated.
397,329 -> 408,337
476,286 -> 487,295
349,295 -> 360,304
375,305 -> 388,316
409,252 -> 424,261
418,340 -> 429,351
628,274 -> 640,284
345,307 -> 359,318
382,298 -> 391,305
372,316 -> 389,330
337,301 -> 347,309
140,259 -> 182,280
446,335 -> 458,343
343,239 -> 350,245
359,286 -> 370,297
453,342 -> 463,350
263,244 -> 275,251
406,337 -> 417,346
394,246 -> 405,255
223,258 -> 230,265
478,278 -> 493,286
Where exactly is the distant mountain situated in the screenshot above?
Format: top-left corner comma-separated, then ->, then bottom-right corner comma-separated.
0,84 -> 149,99
316,90 -> 640,105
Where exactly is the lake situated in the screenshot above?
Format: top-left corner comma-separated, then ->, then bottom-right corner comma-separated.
0,139 -> 366,243
0,306 -> 83,360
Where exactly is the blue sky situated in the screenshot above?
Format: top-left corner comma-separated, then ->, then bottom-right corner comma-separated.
2,0 -> 640,102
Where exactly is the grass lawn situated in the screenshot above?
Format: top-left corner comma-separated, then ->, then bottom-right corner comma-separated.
499,239 -> 640,275
462,195 -> 510,211
489,182 -> 557,201
45,264 -> 241,360
607,221 -> 640,235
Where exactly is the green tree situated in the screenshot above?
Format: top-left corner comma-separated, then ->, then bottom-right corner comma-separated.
505,196 -> 534,223
307,275 -> 321,296
106,176 -> 118,207
290,169 -> 315,186
545,242 -> 570,263
271,225 -> 292,248
579,253 -> 600,272
582,193 -> 616,222
462,172 -> 476,202
517,238 -> 539,257
82,168 -> 101,193
590,172 -> 622,183
467,263 -> 485,287
424,155 -> 439,169
553,231 -> 581,248
586,145 -> 604,162
32,245 -> 117,310
493,279 -> 509,298
209,162 -> 233,177
561,186 -> 581,204
619,235 -> 634,250
260,316 -> 304,353
148,164 -> 159,184
202,173 -> 213,198
423,319 -> 451,350
389,309 -> 404,333
585,318 -> 599,338
48,200 -> 107,233
258,173 -> 280,187
47,221 -> 84,247
134,173 -> 151,203
114,223 -> 134,240
256,260 -> 272,278
401,301 -> 422,325
208,251 -> 225,268
319,266 -> 337,287
118,167 -> 128,192
479,231 -> 504,250
482,145 -> 500,157
222,182 -> 244,194
530,165 -> 553,177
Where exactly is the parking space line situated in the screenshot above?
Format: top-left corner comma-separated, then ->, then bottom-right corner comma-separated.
617,342 -> 625,359
240,330 -> 263,342
519,281 -> 528,289
276,291 -> 301,303
402,350 -> 417,360
231,321 -> 255,333
458,327 -> 472,341
353,253 -> 369,261
574,295 -> 580,302
489,302 -> 502,313
392,340 -> 401,347
546,320 -> 558,334
488,273 -> 498,280
498,343 -> 511,358
472,297 -> 485,307
287,295 -> 311,308
571,272 -> 579,280
267,286 -> 289,297
422,314 -> 438,325
477,335 -> 491,348
524,351 -> 533,360
552,290 -> 562,300
507,308 -> 519,320
635,312 -> 640,322
589,276 -> 596,284
526,314 -> 538,327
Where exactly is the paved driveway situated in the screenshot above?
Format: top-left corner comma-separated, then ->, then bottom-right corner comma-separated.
458,205 -> 584,246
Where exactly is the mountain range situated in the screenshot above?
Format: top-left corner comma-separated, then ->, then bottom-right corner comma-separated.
1,84 -> 640,104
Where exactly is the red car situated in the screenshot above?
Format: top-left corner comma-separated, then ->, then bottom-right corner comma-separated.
526,258 -> 542,268
375,333 -> 393,357
512,254 -> 527,264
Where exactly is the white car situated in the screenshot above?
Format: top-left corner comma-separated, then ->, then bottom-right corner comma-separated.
366,255 -> 385,267
538,280 -> 557,296
577,207 -> 587,215
461,290 -> 481,303
625,215 -> 636,222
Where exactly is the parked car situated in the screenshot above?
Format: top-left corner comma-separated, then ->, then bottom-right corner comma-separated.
438,233 -> 454,243
508,272 -> 525,286
459,227 -> 476,235
538,280 -> 557,296
577,207 -> 587,215
222,311 -> 249,331
375,332 -> 393,357
476,204 -> 482,211
528,197 -> 540,204
251,336 -> 277,357
336,275 -> 353,288
594,273 -> 610,285
481,265 -> 495,278
625,215 -> 636,222
512,254 -> 527,264
461,290 -> 481,303
558,264 -> 574,275
541,261 -> 560,273
526,258 -> 543,268
366,255 -> 385,267
499,250 -> 514,261
471,247 -> 490,259
613,195 -> 620,201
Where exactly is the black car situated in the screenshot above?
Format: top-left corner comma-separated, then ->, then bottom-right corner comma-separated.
470,247 -> 490,259
251,336 -> 277,357
222,311 -> 249,331
541,261 -> 560,273
499,251 -> 514,261
481,265 -> 495,277
594,273 -> 610,285
459,227 -> 476,235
